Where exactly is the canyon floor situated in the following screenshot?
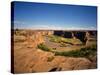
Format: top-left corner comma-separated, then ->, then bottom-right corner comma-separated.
12,29 -> 97,73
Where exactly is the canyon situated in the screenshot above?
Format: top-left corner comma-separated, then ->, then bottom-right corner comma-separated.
11,29 -> 97,73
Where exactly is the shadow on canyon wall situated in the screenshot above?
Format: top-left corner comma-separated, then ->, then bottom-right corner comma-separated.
54,30 -> 97,44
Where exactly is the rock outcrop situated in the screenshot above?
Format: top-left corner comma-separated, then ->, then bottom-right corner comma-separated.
53,30 -> 97,45
14,29 -> 97,45
29,50 -> 93,72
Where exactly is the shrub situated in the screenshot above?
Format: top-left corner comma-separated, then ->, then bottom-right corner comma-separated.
47,56 -> 54,62
38,42 -> 97,60
60,42 -> 67,47
49,35 -> 82,45
37,43 -> 51,51
55,45 -> 97,58
49,35 -> 62,43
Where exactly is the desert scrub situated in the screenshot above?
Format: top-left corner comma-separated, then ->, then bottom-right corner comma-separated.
49,35 -> 62,43
47,56 -> 54,62
37,43 -> 52,51
60,42 -> 67,47
55,45 -> 97,58
49,35 -> 82,45
62,38 -> 82,45
14,29 -> 27,36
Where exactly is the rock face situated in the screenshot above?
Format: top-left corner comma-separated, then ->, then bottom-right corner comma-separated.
85,31 -> 97,46
14,30 -> 54,48
23,31 -> 45,48
28,31 -> 53,47
25,50 -> 93,72
33,32 -> 44,45
47,31 -> 54,35
54,31 -> 64,36
64,31 -> 73,38
53,30 -> 97,44
14,46 -> 96,73
59,57 -> 91,70
14,29 -> 97,45
74,32 -> 86,44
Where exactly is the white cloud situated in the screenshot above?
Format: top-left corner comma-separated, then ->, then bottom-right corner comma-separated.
29,25 -> 64,30
13,21 -> 97,30
29,25 -> 95,30
13,21 -> 25,25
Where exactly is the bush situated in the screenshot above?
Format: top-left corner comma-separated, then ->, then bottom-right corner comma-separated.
38,42 -> 97,60
55,45 -> 97,58
49,35 -> 82,45
47,56 -> 54,62
49,35 -> 62,43
60,42 -> 67,47
37,43 -> 51,51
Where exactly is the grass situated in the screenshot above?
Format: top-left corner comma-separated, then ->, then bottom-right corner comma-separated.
49,35 -> 62,43
60,42 -> 67,47
47,56 -> 54,62
49,35 -> 82,45
54,45 -> 97,58
37,43 -> 52,51
37,42 -> 97,60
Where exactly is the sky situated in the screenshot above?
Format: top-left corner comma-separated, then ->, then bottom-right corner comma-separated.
12,1 -> 97,30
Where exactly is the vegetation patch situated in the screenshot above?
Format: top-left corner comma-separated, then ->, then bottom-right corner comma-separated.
49,35 -> 82,45
37,43 -> 52,51
49,35 -> 62,43
47,56 -> 54,62
54,45 -> 97,58
37,42 -> 97,61
60,42 -> 68,47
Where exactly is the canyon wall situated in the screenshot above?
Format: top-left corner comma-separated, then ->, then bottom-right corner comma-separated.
14,30 -> 54,48
54,30 -> 97,44
14,29 -> 97,46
